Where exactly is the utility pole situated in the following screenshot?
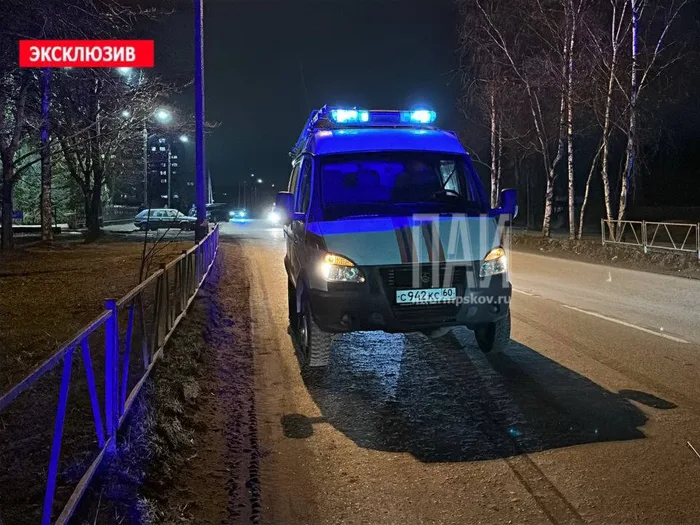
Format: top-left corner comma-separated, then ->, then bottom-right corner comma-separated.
194,0 -> 208,242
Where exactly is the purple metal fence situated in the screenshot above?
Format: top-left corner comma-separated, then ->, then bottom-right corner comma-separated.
0,225 -> 220,525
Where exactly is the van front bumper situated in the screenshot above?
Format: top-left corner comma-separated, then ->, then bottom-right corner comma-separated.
308,271 -> 511,334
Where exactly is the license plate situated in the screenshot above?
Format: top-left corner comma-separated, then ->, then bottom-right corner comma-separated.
396,287 -> 457,305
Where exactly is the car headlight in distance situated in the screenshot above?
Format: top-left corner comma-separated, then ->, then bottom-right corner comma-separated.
479,247 -> 507,278
320,253 -> 365,283
229,211 -> 235,217
268,210 -> 281,224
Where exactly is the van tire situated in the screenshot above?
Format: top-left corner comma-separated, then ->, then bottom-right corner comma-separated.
474,311 -> 511,354
298,295 -> 333,368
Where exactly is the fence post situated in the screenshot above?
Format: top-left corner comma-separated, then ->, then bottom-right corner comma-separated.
41,348 -> 74,525
180,250 -> 188,312
642,221 -> 648,254
600,219 -> 605,245
697,223 -> 700,261
104,299 -> 118,448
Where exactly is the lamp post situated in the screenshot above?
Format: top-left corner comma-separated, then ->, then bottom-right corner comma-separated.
194,0 -> 208,242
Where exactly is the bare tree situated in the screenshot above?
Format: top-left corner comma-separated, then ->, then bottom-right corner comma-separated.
0,71 -> 32,250
54,70 -> 175,240
463,0 -> 571,236
617,0 -> 690,223
579,0 -> 631,238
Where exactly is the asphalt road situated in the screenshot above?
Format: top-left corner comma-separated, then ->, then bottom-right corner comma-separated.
201,221 -> 700,525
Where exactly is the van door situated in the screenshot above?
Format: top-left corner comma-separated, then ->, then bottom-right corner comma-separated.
290,158 -> 312,280
284,161 -> 301,281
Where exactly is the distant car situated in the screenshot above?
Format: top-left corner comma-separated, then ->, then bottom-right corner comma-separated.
134,208 -> 197,231
205,202 -> 233,222
266,206 -> 281,224
229,208 -> 248,221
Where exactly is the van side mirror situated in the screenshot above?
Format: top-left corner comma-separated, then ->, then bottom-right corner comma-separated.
491,188 -> 517,218
275,192 -> 294,225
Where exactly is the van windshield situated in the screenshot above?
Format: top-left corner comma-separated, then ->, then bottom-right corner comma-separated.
318,152 -> 487,220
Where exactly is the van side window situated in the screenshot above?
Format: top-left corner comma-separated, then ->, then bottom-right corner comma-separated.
296,160 -> 312,214
288,162 -> 301,194
439,160 -> 460,194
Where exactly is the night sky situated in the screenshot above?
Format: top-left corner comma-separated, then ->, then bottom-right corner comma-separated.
145,0 -> 461,200
141,0 -> 699,210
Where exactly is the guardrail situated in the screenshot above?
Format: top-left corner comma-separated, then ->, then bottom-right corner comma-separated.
602,219 -> 700,260
0,225 -> 220,525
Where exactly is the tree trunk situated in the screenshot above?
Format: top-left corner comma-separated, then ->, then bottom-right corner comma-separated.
578,144 -> 603,240
566,15 -> 576,241
542,172 -> 555,236
541,40 -> 569,238
600,54 -> 618,239
85,77 -> 103,243
1,161 -> 14,251
618,0 -> 639,227
489,91 -> 499,207
496,121 -> 503,197
40,68 -> 54,241
85,183 -> 102,241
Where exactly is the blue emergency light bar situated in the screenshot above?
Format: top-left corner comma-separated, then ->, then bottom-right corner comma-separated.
328,108 -> 436,125
291,105 -> 438,156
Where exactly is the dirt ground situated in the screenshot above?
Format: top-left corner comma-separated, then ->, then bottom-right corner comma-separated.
0,238 -> 189,391
511,232 -> 700,280
71,242 -> 261,524
0,237 -> 190,525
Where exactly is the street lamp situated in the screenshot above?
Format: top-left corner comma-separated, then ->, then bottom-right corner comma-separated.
155,109 -> 172,123
116,67 -> 133,75
121,110 -> 131,118
257,178 -> 263,184
179,135 -> 189,143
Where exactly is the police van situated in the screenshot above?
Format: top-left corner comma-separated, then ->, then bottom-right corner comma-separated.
276,106 -> 516,369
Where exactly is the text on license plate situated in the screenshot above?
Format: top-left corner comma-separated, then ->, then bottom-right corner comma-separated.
396,288 -> 457,305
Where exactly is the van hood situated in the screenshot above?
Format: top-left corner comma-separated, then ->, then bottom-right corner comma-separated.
308,216 -> 502,266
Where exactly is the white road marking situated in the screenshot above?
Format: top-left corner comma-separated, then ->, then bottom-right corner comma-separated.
562,304 -> 689,344
513,289 -> 537,297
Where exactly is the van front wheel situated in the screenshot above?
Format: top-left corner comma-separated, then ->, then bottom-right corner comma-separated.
474,311 -> 511,354
298,296 -> 333,368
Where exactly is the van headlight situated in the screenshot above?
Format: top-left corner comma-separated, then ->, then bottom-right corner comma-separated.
320,253 -> 365,283
479,247 -> 507,278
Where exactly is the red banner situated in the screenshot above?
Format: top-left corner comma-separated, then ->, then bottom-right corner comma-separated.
19,40 -> 154,68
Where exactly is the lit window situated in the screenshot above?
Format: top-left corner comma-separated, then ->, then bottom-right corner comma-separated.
171,163 -> 178,167
159,146 -> 166,151
161,194 -> 167,199
151,147 -> 156,151
161,178 -> 167,183
158,138 -> 166,144
160,171 -> 166,175
171,155 -> 178,160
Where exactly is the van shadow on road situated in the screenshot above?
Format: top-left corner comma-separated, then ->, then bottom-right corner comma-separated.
282,329 -> 674,463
